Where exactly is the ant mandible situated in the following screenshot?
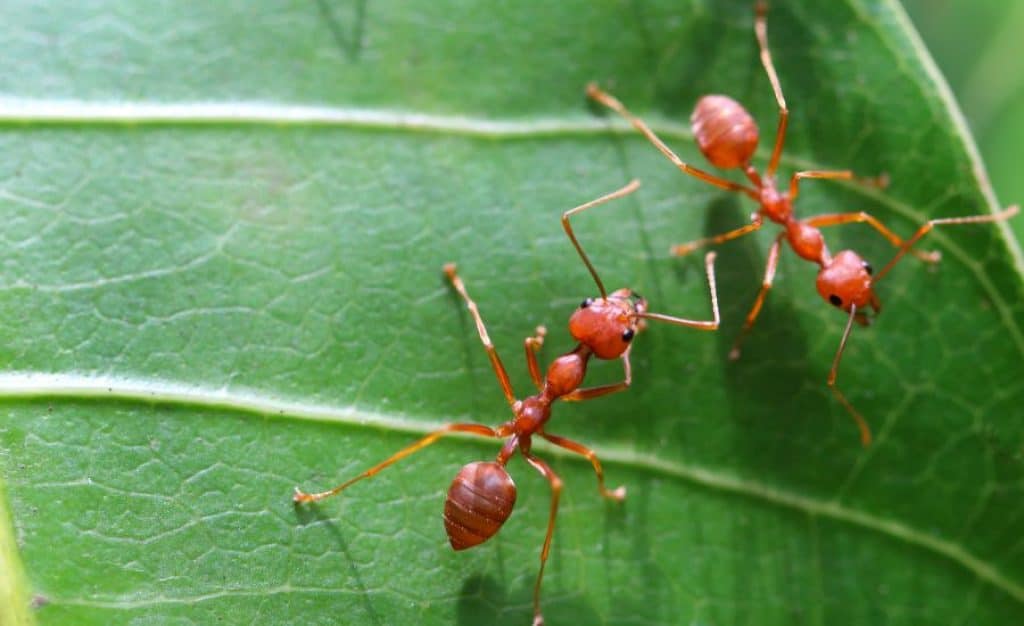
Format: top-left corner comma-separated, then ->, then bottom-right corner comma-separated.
587,1 -> 1019,445
294,179 -> 719,626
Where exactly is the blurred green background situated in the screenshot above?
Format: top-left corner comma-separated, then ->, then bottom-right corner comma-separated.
904,0 -> 1024,216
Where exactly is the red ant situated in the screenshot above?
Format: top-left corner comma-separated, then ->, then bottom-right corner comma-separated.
587,1 -> 1019,446
294,179 -> 719,626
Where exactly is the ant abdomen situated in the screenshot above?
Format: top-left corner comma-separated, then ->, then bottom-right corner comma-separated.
443,461 -> 517,551
544,352 -> 587,398
691,94 -> 759,169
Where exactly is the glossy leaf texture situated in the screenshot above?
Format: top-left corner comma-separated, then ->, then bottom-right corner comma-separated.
0,1 -> 1022,625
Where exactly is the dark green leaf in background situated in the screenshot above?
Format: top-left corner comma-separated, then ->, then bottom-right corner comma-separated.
903,0 -> 1024,242
0,1 -> 1022,625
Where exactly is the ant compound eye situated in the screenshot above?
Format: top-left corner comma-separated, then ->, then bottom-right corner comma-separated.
621,328 -> 635,342
580,298 -> 594,309
863,261 -> 874,275
829,294 -> 843,307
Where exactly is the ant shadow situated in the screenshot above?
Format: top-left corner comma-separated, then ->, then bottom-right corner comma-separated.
765,6 -> 884,173
456,574 -> 519,626
701,199 -> 824,449
456,573 -> 602,626
603,473 -> 669,624
314,0 -> 367,62
658,195 -> 835,476
292,504 -> 384,626
451,473 -> 675,626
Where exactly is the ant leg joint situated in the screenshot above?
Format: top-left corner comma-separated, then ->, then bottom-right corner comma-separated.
293,487 -> 317,505
526,326 -> 546,349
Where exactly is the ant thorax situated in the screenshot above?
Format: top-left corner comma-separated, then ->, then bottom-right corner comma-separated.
568,290 -> 643,360
786,220 -> 825,263
760,183 -> 792,223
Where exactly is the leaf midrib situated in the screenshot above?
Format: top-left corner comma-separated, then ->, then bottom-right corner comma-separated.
1,372 -> 1021,607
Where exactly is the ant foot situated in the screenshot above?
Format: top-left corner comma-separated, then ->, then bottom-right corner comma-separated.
293,487 -> 315,505
526,326 -> 546,352
442,262 -> 458,279
728,346 -> 742,361
533,614 -> 545,626
670,242 -> 698,257
608,485 -> 627,502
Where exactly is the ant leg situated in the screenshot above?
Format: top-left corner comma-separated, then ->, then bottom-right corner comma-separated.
444,263 -> 518,407
562,346 -> 633,402
829,304 -> 873,446
805,211 -> 940,263
586,84 -> 760,200
872,205 -> 1020,283
754,1 -> 788,177
293,423 -> 503,504
540,432 -> 625,501
524,326 -> 547,392
642,251 -> 721,331
562,179 -> 642,298
729,234 -> 784,360
789,170 -> 889,200
522,451 -> 563,626
670,217 -> 762,257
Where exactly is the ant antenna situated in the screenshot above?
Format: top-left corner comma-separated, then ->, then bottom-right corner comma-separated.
561,179 -> 641,299
828,303 -> 872,446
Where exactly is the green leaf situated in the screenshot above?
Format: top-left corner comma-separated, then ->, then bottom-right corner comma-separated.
1,1 -> 1022,625
903,0 -> 1024,245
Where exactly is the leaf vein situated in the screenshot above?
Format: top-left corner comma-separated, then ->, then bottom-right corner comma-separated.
0,372 -> 1020,606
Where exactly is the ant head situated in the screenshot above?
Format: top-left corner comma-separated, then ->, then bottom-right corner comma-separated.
568,288 -> 646,360
816,250 -> 880,321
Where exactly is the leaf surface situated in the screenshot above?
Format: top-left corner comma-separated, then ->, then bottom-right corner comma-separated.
0,1 -> 1022,625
